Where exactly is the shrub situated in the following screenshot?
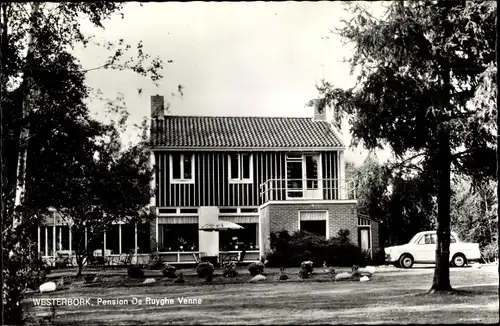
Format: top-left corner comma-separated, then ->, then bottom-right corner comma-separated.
162,264 -> 177,279
127,265 -> 144,279
299,261 -> 314,279
195,262 -> 214,278
267,229 -> 365,267
3,228 -> 48,325
482,242 -> 498,263
248,261 -> 265,276
370,248 -> 387,266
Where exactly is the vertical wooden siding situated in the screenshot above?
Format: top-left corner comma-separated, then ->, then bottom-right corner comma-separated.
155,151 -> 339,207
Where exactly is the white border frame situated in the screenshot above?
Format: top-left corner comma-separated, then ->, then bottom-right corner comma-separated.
298,210 -> 329,239
169,153 -> 195,184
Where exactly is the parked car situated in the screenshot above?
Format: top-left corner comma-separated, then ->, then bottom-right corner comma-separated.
384,231 -> 481,268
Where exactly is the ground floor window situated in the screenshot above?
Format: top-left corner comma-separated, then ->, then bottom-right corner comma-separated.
159,224 -> 199,251
300,220 -> 327,238
219,223 -> 259,251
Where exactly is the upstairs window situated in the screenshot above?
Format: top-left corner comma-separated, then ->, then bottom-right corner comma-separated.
170,154 -> 194,183
229,153 -> 252,183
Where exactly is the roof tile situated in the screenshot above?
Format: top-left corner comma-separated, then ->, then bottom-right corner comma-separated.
151,116 -> 344,149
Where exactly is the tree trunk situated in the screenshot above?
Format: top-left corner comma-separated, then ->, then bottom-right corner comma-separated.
12,2 -> 40,229
430,125 -> 453,292
76,258 -> 84,277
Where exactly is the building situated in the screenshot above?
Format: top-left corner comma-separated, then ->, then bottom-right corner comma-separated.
149,95 -> 380,264
33,95 -> 380,266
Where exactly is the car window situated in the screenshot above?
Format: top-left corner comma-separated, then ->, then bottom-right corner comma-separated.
450,235 -> 456,243
423,234 -> 432,244
430,234 -> 437,244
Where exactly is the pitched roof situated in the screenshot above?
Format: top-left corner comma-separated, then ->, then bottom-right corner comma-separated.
150,115 -> 344,149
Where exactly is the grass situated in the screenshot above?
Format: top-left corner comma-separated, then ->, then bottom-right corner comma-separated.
24,264 -> 499,325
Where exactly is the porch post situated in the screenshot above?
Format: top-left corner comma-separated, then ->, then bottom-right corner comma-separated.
69,225 -> 72,253
118,224 -> 122,254
37,226 -> 41,255
44,227 -> 48,256
155,216 -> 159,252
104,230 -> 107,256
58,226 -> 62,251
52,212 -> 56,256
84,225 -> 88,250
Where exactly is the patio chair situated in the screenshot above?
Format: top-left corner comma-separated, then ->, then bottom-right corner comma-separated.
119,253 -> 133,267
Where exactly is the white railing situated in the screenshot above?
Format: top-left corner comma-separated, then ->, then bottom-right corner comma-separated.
259,178 -> 357,203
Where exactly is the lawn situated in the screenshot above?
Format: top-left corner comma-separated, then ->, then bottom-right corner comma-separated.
25,264 -> 499,325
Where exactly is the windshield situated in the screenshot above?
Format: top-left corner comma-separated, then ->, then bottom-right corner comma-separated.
408,233 -> 421,244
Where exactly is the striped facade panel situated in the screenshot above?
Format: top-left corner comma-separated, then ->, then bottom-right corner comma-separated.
219,215 -> 259,224
155,151 -> 340,208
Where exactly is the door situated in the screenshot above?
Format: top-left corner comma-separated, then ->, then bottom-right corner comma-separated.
286,154 -> 322,199
359,228 -> 371,253
304,155 -> 322,199
416,233 -> 436,262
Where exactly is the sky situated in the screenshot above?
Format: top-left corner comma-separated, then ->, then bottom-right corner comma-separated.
74,1 -> 392,166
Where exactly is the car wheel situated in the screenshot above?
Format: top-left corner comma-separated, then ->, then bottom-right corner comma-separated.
452,254 -> 467,267
399,254 -> 414,269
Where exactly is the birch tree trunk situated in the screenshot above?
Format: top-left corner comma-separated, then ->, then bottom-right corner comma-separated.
12,2 -> 40,230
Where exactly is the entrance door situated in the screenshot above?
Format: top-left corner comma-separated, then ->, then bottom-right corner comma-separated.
286,154 -> 322,199
358,228 -> 371,252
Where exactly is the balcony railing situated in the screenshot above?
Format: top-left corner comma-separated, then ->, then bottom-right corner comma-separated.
260,178 -> 357,203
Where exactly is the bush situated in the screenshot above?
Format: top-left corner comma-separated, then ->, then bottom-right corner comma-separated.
248,261 -> 265,276
299,261 -> 314,279
482,242 -> 498,263
267,229 -> 365,267
195,262 -> 214,278
162,264 -> 177,279
127,265 -> 144,279
370,248 -> 387,266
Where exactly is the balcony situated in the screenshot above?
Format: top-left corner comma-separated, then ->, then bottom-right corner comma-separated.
260,178 -> 357,203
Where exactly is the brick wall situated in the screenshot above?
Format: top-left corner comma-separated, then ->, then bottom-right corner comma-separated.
258,201 -> 359,258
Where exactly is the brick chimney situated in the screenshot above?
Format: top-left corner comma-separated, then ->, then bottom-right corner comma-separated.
151,95 -> 165,119
312,98 -> 327,121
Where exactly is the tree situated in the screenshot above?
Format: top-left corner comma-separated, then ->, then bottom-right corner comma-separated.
316,1 -> 496,292
451,178 -> 498,260
1,3 -> 164,323
347,156 -> 437,247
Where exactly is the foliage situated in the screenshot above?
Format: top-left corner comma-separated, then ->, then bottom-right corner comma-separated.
248,261 -> 265,276
451,178 -> 497,250
2,213 -> 48,325
1,2 -> 166,320
267,229 -> 365,267
162,264 -> 177,279
195,262 -> 215,278
347,157 -> 438,247
127,265 -> 144,279
481,242 -> 498,263
299,261 -> 314,279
